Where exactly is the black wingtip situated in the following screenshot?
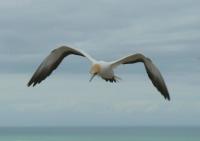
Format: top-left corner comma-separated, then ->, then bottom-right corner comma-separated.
27,81 -> 36,87
164,89 -> 170,101
27,82 -> 31,87
167,96 -> 171,101
165,97 -> 170,101
33,82 -> 37,87
164,93 -> 170,101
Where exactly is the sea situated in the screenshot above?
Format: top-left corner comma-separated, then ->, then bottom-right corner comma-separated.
0,127 -> 199,141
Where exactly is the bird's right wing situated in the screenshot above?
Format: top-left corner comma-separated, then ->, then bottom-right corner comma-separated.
27,46 -> 95,87
110,54 -> 170,100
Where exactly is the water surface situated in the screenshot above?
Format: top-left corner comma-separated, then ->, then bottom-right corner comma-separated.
0,127 -> 199,141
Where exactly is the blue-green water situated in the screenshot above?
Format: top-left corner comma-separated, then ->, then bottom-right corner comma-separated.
0,127 -> 199,141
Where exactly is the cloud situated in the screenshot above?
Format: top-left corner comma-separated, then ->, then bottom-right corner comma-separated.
0,0 -> 200,126
0,0 -> 199,75
0,72 -> 200,126
0,0 -> 199,54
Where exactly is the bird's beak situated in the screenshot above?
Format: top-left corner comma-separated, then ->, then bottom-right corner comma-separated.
89,74 -> 96,82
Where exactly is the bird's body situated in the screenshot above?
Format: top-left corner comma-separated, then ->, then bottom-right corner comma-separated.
28,46 -> 170,100
92,61 -> 115,81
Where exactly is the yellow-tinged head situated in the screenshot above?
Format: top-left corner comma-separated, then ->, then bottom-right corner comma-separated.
89,64 -> 101,82
90,64 -> 101,75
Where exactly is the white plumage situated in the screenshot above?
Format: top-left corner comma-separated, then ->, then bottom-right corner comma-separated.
28,46 -> 170,100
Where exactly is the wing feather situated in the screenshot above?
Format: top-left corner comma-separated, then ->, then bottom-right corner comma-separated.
27,46 -> 93,87
111,54 -> 170,100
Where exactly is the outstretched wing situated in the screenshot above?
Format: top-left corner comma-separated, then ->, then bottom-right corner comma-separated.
111,54 -> 170,100
27,46 -> 95,87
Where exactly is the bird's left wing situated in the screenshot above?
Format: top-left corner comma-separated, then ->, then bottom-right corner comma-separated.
27,46 -> 95,87
110,54 -> 170,100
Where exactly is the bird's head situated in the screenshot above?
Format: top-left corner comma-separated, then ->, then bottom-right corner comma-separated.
89,64 -> 101,82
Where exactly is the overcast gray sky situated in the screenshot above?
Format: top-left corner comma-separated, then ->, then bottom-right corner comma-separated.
0,0 -> 200,127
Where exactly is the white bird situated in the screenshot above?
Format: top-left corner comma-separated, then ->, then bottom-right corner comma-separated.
28,46 -> 170,100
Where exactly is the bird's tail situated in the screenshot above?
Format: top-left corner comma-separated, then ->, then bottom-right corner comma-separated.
103,75 -> 121,83
114,75 -> 121,82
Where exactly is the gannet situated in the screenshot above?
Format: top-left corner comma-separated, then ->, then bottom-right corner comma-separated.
27,46 -> 170,100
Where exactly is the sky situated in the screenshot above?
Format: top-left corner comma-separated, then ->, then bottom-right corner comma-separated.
0,0 -> 200,127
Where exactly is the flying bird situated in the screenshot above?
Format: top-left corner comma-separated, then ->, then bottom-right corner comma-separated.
27,46 -> 170,100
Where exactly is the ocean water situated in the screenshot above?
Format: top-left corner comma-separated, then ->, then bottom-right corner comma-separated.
0,127 -> 199,141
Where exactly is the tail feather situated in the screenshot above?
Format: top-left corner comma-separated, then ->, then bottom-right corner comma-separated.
103,75 -> 121,83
